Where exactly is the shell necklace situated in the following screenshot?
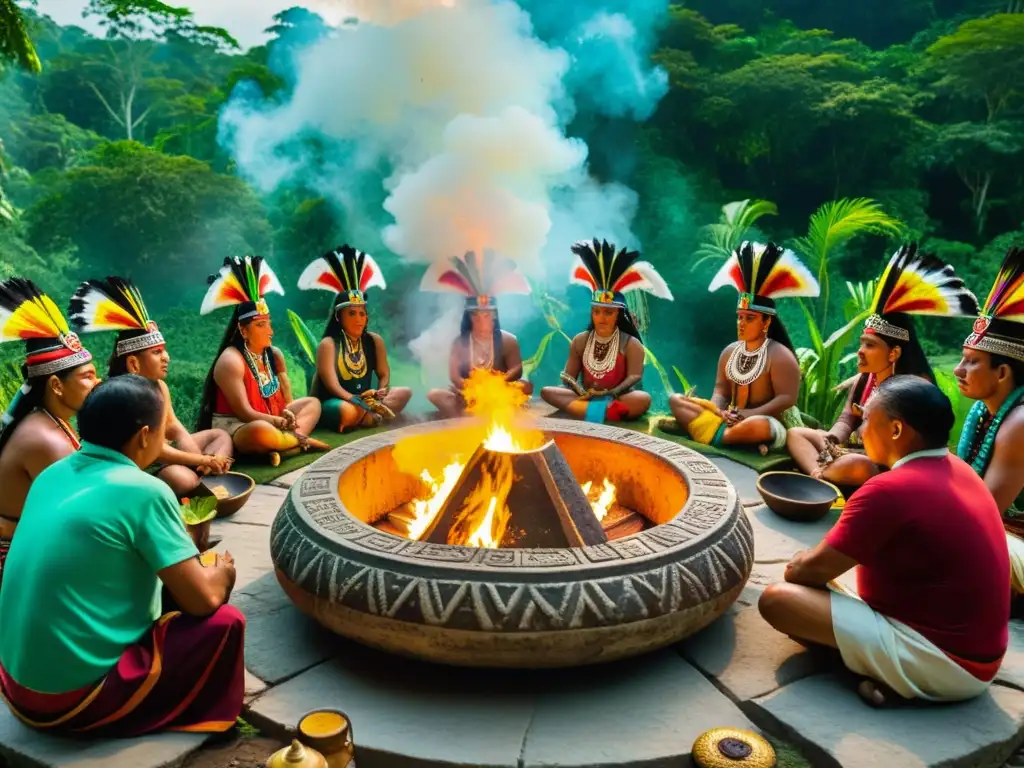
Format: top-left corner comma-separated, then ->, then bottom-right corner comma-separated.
243,344 -> 280,399
583,328 -> 619,379
470,334 -> 494,370
726,339 -> 771,387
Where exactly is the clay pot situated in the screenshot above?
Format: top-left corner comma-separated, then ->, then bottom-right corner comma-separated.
297,709 -> 355,768
266,740 -> 328,768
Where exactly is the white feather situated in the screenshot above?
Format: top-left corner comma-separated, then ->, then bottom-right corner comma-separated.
763,248 -> 820,300
707,252 -> 744,294
618,262 -> 674,301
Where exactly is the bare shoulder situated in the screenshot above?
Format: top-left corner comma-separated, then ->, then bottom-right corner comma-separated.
271,346 -> 286,366
318,336 -> 336,352
769,341 -> 800,368
718,342 -> 738,363
624,334 -> 644,351
11,413 -> 73,458
367,331 -> 387,351
157,379 -> 172,401
500,330 -> 520,347
571,331 -> 589,349
997,406 -> 1024,445
216,346 -> 245,370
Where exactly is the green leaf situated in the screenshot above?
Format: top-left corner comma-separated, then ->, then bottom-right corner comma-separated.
522,331 -> 556,379
288,309 -> 318,367
181,496 -> 217,525
644,347 -> 676,397
672,365 -> 692,393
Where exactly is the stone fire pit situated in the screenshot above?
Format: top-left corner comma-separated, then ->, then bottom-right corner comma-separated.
269,418 -> 752,667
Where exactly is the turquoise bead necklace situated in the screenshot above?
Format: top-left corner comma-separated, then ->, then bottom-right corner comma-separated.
956,384 -> 1024,476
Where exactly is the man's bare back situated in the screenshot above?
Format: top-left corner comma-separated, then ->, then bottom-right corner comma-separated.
0,412 -> 78,521
716,340 -> 799,415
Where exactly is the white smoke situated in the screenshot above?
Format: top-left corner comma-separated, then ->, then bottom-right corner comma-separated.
219,0 -> 646,370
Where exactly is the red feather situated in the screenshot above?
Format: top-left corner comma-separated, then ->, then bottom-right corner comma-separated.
359,264 -> 376,292
613,271 -> 644,292
572,265 -> 597,291
438,271 -> 474,295
759,271 -> 800,297
317,272 -> 344,293
728,262 -> 746,293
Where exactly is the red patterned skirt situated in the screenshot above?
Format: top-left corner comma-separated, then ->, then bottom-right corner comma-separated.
0,605 -> 246,738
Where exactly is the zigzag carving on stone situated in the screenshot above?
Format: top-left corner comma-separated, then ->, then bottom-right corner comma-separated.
270,419 -> 753,635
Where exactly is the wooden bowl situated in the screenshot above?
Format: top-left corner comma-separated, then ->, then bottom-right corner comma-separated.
756,471 -> 840,523
200,471 -> 255,518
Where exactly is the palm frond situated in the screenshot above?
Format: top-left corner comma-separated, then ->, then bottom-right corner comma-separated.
794,197 -> 903,268
692,198 -> 778,270
522,331 -> 556,380
644,346 -> 675,397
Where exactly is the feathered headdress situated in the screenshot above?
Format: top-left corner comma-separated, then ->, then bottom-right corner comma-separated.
569,239 -> 673,307
298,245 -> 386,309
200,255 -> 284,319
0,278 -> 92,379
708,242 -> 819,315
963,246 -> 1024,362
69,277 -> 164,357
420,249 -> 530,310
864,244 -> 978,341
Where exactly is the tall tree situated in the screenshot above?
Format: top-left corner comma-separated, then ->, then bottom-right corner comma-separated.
82,0 -> 238,140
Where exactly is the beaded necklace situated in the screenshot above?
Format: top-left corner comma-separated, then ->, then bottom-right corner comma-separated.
339,333 -> 367,379
956,384 -> 1024,477
583,329 -> 619,379
242,344 -> 281,400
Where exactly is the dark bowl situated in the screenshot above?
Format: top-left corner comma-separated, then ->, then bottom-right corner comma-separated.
756,471 -> 840,523
200,471 -> 256,518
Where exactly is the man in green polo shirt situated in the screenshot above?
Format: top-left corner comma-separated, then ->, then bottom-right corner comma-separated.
0,375 -> 246,737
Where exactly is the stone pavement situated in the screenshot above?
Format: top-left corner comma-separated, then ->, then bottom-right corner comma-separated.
4,455 -> 1024,767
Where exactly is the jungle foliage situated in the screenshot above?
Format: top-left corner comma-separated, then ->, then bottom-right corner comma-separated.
0,0 -> 1020,427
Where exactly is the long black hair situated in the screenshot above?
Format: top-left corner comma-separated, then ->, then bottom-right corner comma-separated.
460,308 -> 503,354
586,305 -> 643,344
0,347 -> 85,455
196,308 -> 256,431
742,297 -> 794,353
876,313 -> 934,380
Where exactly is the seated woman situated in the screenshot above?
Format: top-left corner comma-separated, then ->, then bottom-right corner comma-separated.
540,239 -> 672,423
298,245 -> 412,431
787,244 -> 977,487
197,255 -> 328,465
421,250 -> 533,418
759,377 -> 1008,708
0,375 -> 244,736
668,242 -> 815,453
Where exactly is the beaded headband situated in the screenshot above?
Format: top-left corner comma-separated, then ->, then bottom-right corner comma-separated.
737,293 -> 777,316
964,316 -> 1024,362
863,313 -> 910,341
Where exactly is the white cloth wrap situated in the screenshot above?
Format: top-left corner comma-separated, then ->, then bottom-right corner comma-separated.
829,590 -> 992,702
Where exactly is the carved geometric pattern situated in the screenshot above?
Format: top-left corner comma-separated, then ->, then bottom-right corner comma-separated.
271,417 -> 752,634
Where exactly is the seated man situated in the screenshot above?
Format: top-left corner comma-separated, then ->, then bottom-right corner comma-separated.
0,278 -> 98,587
953,245 -> 1024,595
0,375 -> 244,736
197,256 -> 327,465
540,239 -> 672,423
787,244 -> 975,485
669,243 -> 813,452
299,246 -> 413,429
759,377 -> 1008,707
70,276 -> 233,497
421,250 -> 533,418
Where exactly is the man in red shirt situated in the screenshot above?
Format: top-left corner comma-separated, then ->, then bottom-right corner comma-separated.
759,376 -> 1009,706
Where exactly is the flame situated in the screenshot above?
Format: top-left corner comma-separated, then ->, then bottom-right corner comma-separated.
406,461 -> 465,540
581,478 -> 617,522
450,452 -> 514,548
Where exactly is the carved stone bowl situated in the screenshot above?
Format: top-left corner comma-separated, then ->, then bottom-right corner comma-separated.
269,418 -> 753,668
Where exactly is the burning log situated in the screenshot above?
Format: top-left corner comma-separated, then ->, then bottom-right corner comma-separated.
421,440 -> 608,548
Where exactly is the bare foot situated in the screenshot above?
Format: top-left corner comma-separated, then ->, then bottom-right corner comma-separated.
857,678 -> 906,708
758,444 -> 769,456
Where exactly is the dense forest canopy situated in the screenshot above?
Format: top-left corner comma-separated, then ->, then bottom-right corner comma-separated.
0,0 -> 1020,429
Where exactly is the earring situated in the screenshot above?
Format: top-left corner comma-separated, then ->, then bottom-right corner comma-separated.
891,360 -> 896,376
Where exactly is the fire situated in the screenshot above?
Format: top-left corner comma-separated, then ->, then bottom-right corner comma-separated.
581,478 -> 617,522
397,369 -> 611,547
406,461 -> 465,540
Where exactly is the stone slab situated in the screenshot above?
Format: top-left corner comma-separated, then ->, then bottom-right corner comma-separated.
747,503 -> 839,564
752,674 -> 1024,768
269,469 -> 305,489
711,457 -> 761,506
521,650 -> 758,767
246,644 -> 536,768
0,710 -> 207,768
209,518 -> 273,592
232,572 -> 335,685
997,620 -> 1024,693
244,669 -> 268,701
218,485 -> 288,527
678,604 -> 841,702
